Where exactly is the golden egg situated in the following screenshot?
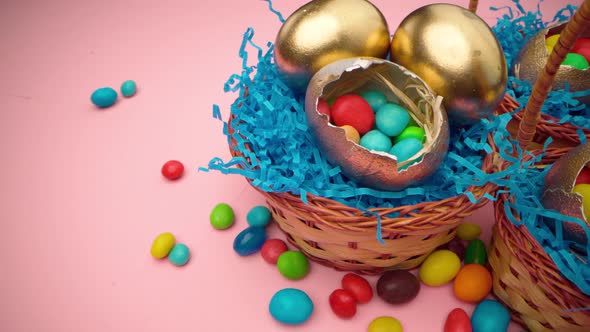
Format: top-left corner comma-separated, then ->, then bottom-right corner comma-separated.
390,4 -> 507,126
274,0 -> 391,93
513,22 -> 590,106
542,142 -> 590,246
305,57 -> 449,191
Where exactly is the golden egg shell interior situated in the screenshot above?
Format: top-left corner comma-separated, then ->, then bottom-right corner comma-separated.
305,57 -> 450,191
542,142 -> 590,246
513,22 -> 590,105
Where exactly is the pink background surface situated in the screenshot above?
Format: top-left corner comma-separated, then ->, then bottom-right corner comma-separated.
0,0 -> 579,331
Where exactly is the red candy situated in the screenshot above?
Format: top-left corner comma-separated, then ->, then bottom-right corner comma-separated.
331,94 -> 375,135
317,99 -> 331,119
260,239 -> 288,264
161,160 -> 184,180
572,38 -> 590,53
342,273 -> 373,304
444,308 -> 472,332
329,289 -> 357,318
575,48 -> 590,63
576,167 -> 590,185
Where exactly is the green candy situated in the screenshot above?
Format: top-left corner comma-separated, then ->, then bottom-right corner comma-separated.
277,251 -> 310,280
464,239 -> 487,265
563,53 -> 590,70
395,126 -> 426,143
210,203 -> 235,230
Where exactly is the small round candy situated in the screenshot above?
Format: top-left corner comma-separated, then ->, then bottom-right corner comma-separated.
576,167 -> 590,185
261,239 -> 288,264
341,273 -> 373,304
464,239 -> 487,265
545,34 -> 560,54
572,38 -> 590,54
210,203 -> 235,230
340,125 -> 361,144
573,184 -> 590,220
562,53 -> 589,70
361,90 -> 387,111
394,126 -> 425,143
360,130 -> 392,153
419,250 -> 461,286
168,243 -> 190,266
389,138 -> 423,163
277,251 -> 310,280
150,232 -> 176,259
91,87 -> 117,108
577,48 -> 590,64
331,94 -> 375,135
329,289 -> 357,318
471,299 -> 510,332
161,160 -> 184,180
269,288 -> 314,325
120,80 -> 137,97
444,308 -> 472,332
456,222 -> 482,241
368,316 -> 403,332
247,205 -> 272,227
377,270 -> 420,305
233,227 -> 266,256
443,237 -> 466,261
453,264 -> 492,303
375,103 -> 410,137
317,99 -> 331,118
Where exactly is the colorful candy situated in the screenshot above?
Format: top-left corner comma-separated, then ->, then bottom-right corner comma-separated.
247,206 -> 272,227
261,239 -> 288,264
419,250 -> 461,286
269,288 -> 314,325
456,222 -> 482,241
233,227 -> 266,256
210,203 -> 235,230
120,80 -> 137,97
444,308 -> 472,332
91,87 -> 118,108
389,138 -> 423,163
361,89 -> 388,111
471,300 -> 510,332
464,239 -> 487,265
545,34 -> 560,54
375,103 -> 410,136
341,125 -> 361,144
161,160 -> 184,180
572,38 -> 590,54
277,251 -> 310,280
562,53 -> 589,70
376,270 -> 420,304
168,243 -> 190,266
453,264 -> 492,303
329,289 -> 357,318
341,273 -> 373,304
331,94 -> 375,134
395,126 -> 425,143
317,99 -> 331,118
150,232 -> 176,259
573,184 -> 590,220
368,316 -> 403,332
444,237 -> 466,261
575,167 -> 590,185
359,130 -> 392,152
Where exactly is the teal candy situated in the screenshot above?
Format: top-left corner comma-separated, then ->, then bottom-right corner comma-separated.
120,80 -> 137,97
247,205 -> 272,227
269,288 -> 314,325
471,300 -> 510,332
375,103 -> 410,136
90,87 -> 117,108
359,130 -> 392,152
361,90 -> 387,111
389,138 -> 423,162
168,243 -> 190,266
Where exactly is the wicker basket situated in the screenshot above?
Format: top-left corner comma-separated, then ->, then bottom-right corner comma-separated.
488,1 -> 590,331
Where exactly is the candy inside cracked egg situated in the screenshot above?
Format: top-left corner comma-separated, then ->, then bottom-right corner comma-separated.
304,57 -> 450,191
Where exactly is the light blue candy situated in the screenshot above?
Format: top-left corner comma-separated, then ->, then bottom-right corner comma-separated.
269,288 -> 314,325
168,243 -> 190,266
471,299 -> 510,332
375,103 -> 410,136
120,80 -> 137,97
389,138 -> 423,163
247,206 -> 272,227
233,226 -> 266,256
90,87 -> 117,108
359,130 -> 392,152
361,90 -> 387,112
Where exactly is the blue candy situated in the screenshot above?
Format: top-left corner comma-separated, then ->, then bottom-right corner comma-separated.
269,288 -> 314,325
389,138 -> 423,163
120,80 -> 137,97
471,299 -> 510,332
168,243 -> 190,266
233,226 -> 266,256
375,103 -> 410,136
247,206 -> 272,227
361,90 -> 387,111
359,130 -> 392,152
90,87 -> 117,108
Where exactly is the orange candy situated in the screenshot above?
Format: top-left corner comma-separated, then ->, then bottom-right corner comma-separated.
453,264 -> 492,303
340,125 -> 361,144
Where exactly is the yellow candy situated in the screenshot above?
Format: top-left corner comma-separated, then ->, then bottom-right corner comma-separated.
456,222 -> 482,241
573,184 -> 590,220
545,34 -> 560,54
368,316 -> 403,332
151,232 -> 176,259
419,250 -> 461,286
341,125 -> 360,144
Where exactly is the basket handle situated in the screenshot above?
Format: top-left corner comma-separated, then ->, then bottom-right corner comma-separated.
468,0 -> 478,13
517,0 -> 590,149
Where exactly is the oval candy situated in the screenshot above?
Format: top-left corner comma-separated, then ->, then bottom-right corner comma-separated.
91,87 -> 117,108
453,264 -> 492,303
233,227 -> 267,256
389,138 -> 423,163
342,273 -> 373,304
471,300 -> 510,332
210,203 -> 235,230
368,316 -> 403,332
360,130 -> 392,153
150,232 -> 176,259
419,250 -> 461,286
444,308 -> 472,332
168,243 -> 190,266
464,239 -> 487,265
247,205 -> 272,227
120,80 -> 137,97
456,222 -> 482,241
269,288 -> 314,325
329,289 -> 357,318
261,239 -> 288,264
277,251 -> 310,280
361,90 -> 388,111
375,103 -> 410,136
377,270 -> 420,304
